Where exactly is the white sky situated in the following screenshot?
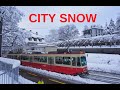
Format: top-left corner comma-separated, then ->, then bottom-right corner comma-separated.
17,6 -> 120,37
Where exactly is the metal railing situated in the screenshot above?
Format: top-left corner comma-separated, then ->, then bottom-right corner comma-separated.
0,61 -> 19,84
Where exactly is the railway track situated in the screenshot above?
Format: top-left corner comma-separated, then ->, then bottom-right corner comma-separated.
81,70 -> 120,84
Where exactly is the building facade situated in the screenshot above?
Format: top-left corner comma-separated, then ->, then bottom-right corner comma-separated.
83,25 -> 104,38
24,30 -> 57,54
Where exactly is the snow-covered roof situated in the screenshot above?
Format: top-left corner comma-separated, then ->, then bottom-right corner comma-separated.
84,25 -> 104,31
0,57 -> 20,69
31,33 -> 42,39
24,29 -> 44,39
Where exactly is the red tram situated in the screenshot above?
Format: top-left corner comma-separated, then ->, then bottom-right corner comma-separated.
7,51 -> 88,75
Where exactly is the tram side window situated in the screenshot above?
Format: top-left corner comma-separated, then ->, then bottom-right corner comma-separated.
39,56 -> 43,62
34,56 -> 39,62
12,55 -> 17,59
55,57 -> 63,64
72,57 -> 76,66
77,57 -> 81,66
40,56 -> 47,63
48,57 -> 54,64
15,55 -> 18,59
21,56 -> 29,60
18,55 -> 21,60
7,55 -> 12,59
63,57 -> 71,65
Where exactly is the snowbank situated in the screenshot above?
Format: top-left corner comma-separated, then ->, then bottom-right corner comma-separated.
0,57 -> 20,69
20,66 -> 108,84
86,53 -> 120,74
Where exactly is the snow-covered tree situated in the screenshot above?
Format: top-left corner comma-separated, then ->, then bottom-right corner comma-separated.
0,6 -> 30,54
108,19 -> 116,34
116,16 -> 120,34
103,19 -> 116,35
45,29 -> 59,43
103,23 -> 110,35
58,24 -> 79,41
58,24 -> 79,52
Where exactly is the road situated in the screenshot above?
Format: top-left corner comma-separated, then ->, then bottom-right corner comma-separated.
81,70 -> 120,84
19,69 -> 72,84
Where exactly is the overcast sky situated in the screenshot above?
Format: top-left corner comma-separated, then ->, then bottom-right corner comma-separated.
17,6 -> 120,37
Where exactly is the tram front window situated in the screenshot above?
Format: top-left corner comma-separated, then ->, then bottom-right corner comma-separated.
81,56 -> 87,66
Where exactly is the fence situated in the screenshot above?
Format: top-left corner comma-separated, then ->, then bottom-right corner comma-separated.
0,61 -> 19,84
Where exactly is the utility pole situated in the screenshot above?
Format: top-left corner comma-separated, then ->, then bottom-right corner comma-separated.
0,17 -> 2,57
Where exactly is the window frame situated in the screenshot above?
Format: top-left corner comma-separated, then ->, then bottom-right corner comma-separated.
48,57 -> 54,64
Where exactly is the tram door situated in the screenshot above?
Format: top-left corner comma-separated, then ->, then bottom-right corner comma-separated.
48,57 -> 54,71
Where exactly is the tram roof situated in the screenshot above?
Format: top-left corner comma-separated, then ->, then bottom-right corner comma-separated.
7,51 -> 85,57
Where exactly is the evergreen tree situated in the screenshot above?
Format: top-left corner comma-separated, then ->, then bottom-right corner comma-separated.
108,19 -> 116,34
116,16 -> 120,34
103,22 -> 109,35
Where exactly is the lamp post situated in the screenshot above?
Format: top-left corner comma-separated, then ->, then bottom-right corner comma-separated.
0,17 -> 3,57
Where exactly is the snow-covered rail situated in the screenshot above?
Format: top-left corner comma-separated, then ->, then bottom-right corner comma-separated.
81,70 -> 120,84
0,57 -> 20,84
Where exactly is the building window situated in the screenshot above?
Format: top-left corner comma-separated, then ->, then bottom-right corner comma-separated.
33,38 -> 37,41
28,38 -> 32,41
38,39 -> 42,42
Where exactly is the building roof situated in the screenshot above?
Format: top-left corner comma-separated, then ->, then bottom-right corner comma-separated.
83,25 -> 104,31
25,30 -> 45,43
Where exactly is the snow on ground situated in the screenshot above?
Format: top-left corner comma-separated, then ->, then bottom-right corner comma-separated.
19,76 -> 36,84
0,71 -> 3,74
20,65 -> 109,84
86,53 -> 120,74
0,57 -> 20,69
